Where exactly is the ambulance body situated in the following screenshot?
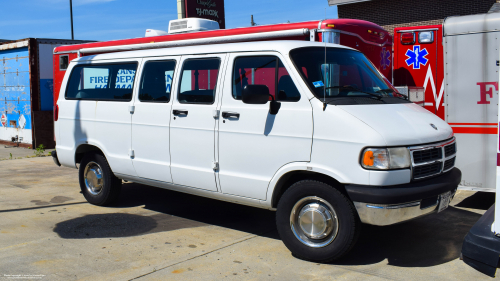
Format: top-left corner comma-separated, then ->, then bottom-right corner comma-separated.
393,13 -> 500,192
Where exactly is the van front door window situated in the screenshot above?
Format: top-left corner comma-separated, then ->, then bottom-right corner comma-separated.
232,56 -> 300,102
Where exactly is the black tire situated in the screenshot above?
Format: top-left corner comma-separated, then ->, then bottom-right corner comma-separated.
79,152 -> 121,206
276,180 -> 360,262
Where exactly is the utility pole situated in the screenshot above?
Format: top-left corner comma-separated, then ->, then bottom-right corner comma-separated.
177,0 -> 185,19
69,0 -> 74,40
251,15 -> 256,26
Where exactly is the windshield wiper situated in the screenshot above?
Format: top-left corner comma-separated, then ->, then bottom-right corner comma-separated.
376,88 -> 408,100
325,85 -> 383,100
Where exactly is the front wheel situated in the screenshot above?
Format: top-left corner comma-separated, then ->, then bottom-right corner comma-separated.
276,180 -> 360,262
79,152 -> 121,206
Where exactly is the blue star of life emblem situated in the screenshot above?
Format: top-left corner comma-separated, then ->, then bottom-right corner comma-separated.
405,45 -> 429,69
380,47 -> 391,70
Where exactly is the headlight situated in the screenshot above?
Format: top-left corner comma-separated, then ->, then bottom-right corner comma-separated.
361,147 -> 411,170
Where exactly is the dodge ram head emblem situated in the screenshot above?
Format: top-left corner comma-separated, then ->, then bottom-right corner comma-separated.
430,124 -> 438,130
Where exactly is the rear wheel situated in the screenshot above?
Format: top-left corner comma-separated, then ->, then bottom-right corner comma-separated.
276,180 -> 360,262
79,152 -> 121,206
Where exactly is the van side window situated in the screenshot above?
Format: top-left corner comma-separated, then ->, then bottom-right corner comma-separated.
232,56 -> 300,102
178,58 -> 220,104
139,60 -> 176,102
65,63 -> 137,101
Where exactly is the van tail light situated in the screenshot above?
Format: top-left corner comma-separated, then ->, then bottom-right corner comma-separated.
401,32 -> 415,45
54,104 -> 59,122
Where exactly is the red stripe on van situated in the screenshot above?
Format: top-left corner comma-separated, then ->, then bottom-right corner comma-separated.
448,123 -> 497,126
452,127 -> 498,134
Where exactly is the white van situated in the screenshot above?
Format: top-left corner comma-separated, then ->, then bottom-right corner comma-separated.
52,40 -> 461,262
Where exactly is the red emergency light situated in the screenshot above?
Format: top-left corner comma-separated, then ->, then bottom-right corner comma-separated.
401,32 -> 415,45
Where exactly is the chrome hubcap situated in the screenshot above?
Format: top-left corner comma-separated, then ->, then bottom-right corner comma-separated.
290,196 -> 338,248
84,161 -> 104,195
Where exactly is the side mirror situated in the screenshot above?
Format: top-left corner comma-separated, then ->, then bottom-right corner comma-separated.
242,85 -> 270,104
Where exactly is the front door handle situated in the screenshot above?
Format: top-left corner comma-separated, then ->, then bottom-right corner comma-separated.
173,109 -> 188,116
222,111 -> 240,118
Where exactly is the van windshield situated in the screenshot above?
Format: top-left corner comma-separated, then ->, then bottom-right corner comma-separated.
290,47 -> 407,104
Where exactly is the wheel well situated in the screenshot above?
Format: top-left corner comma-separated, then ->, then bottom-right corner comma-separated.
75,144 -> 103,164
271,171 -> 348,209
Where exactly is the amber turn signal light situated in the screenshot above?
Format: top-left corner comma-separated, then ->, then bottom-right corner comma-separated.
363,150 -> 374,166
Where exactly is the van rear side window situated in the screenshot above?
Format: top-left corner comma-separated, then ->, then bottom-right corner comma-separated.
65,63 -> 137,101
139,60 -> 176,102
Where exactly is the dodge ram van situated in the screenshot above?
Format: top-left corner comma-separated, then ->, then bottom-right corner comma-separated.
52,41 -> 461,262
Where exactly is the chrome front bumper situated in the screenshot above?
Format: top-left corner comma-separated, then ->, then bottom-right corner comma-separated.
353,190 -> 456,226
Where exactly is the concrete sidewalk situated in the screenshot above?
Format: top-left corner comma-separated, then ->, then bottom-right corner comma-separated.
0,145 -> 49,160
0,157 -> 496,280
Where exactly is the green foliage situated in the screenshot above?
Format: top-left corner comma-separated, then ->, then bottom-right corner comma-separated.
34,144 -> 45,157
9,153 -> 12,160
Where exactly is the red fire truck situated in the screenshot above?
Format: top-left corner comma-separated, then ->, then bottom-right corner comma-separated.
52,18 -> 392,106
393,13 -> 500,193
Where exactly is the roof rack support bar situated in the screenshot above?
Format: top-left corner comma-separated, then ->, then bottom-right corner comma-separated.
79,28 -> 310,54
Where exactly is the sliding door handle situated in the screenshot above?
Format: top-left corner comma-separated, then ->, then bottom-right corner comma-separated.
222,111 -> 240,118
173,109 -> 188,116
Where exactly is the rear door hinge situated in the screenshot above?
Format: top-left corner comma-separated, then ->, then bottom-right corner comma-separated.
212,161 -> 219,170
129,149 -> 135,158
129,105 -> 135,114
213,109 -> 220,118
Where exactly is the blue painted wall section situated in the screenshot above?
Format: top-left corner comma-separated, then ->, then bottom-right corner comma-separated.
40,78 -> 53,111
0,47 -> 32,130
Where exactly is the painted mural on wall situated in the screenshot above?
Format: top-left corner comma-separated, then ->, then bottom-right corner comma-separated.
0,47 -> 32,131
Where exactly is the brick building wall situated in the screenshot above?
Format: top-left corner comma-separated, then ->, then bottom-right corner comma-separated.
338,0 -> 497,34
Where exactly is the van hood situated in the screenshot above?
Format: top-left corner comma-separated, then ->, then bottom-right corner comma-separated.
337,103 -> 453,146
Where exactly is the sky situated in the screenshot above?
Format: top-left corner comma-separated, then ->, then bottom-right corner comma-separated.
0,0 -> 338,41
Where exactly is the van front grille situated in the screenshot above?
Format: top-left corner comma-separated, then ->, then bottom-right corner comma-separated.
413,162 -> 442,179
410,138 -> 457,180
444,143 -> 456,157
413,148 -> 442,164
443,157 -> 455,171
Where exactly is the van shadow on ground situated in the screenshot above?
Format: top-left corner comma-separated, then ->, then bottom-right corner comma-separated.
455,191 -> 495,210
54,183 -> 487,268
54,182 -> 278,240
337,206 -> 482,267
